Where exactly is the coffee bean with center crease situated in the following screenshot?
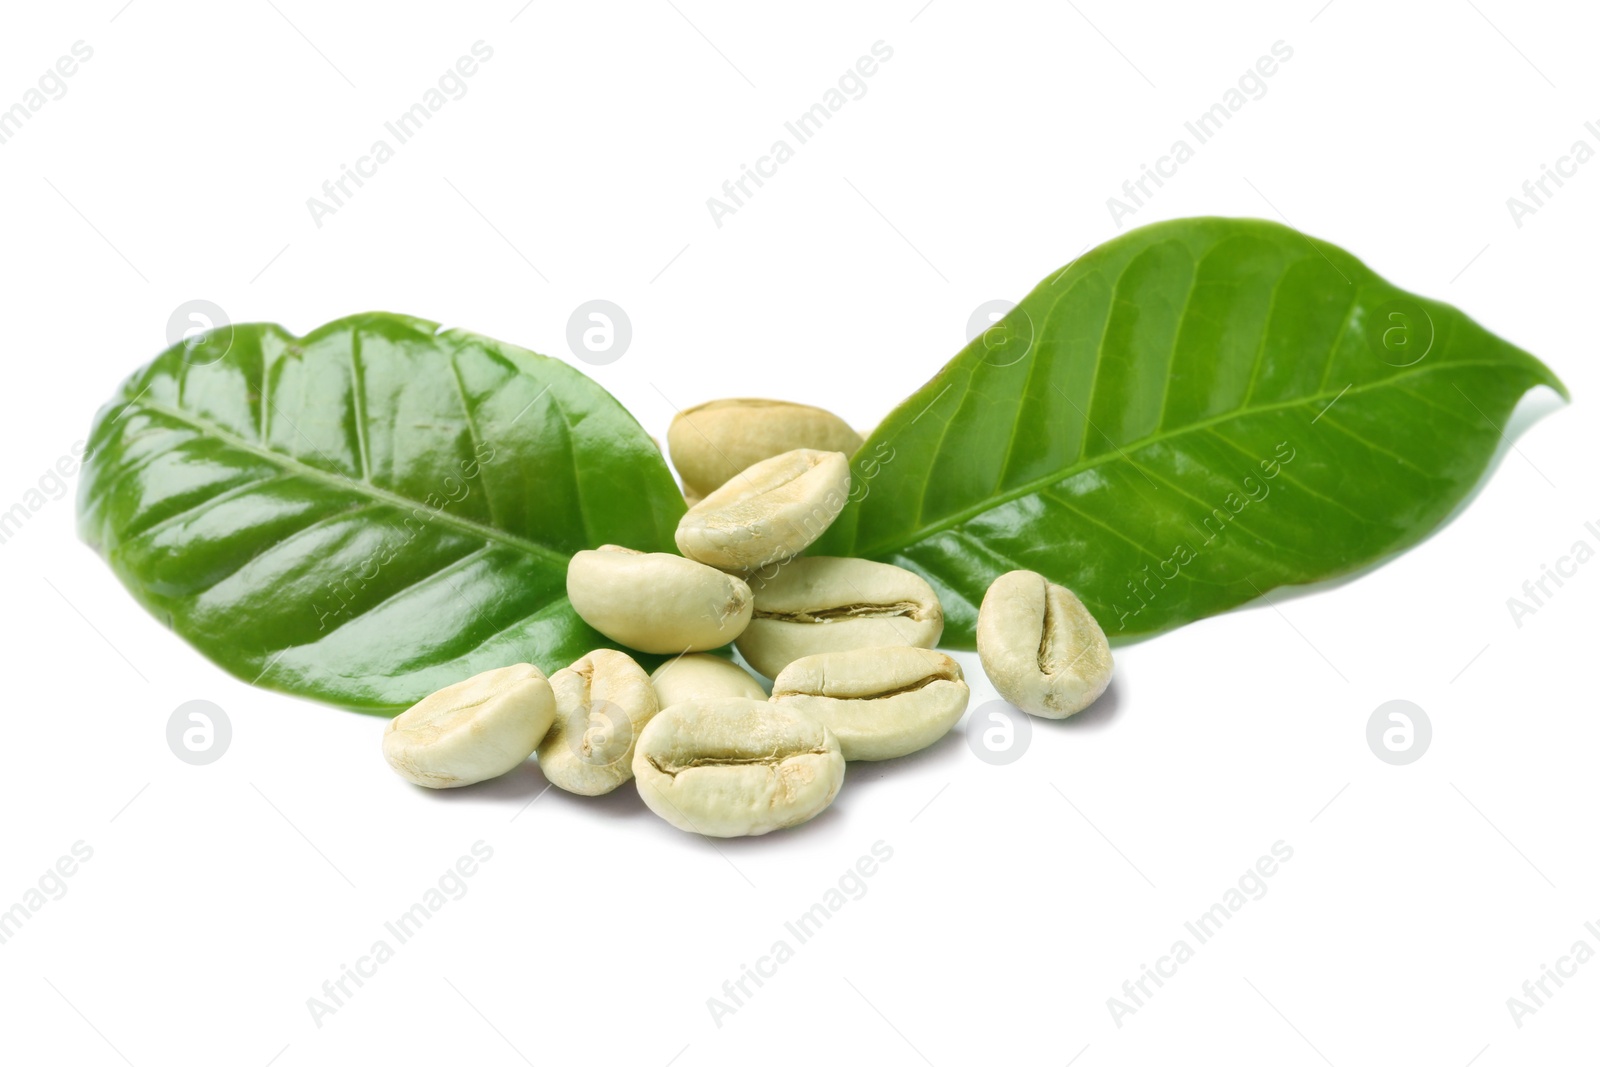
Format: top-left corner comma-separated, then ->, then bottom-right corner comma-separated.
537,649 -> 659,796
976,569 -> 1112,719
770,646 -> 969,761
567,545 -> 752,654
668,398 -> 862,499
735,556 -> 944,679
382,664 -> 555,788
674,449 -> 850,572
631,697 -> 845,837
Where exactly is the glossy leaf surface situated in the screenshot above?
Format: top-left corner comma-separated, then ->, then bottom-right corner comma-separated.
78,313 -> 685,713
815,218 -> 1566,643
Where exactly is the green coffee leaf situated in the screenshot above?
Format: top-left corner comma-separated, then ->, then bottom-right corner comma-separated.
78,313 -> 686,714
814,217 -> 1567,642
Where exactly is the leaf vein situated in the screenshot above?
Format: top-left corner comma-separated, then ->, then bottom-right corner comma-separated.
909,364 -> 971,528
1317,283 -> 1364,392
1314,412 -> 1441,478
121,471 -> 296,545
133,400 -> 570,567
1154,245 -> 1200,432
349,323 -> 372,482
1124,453 -> 1319,566
1201,427 -> 1376,526
1038,487 -> 1167,564
445,353 -> 499,530
857,358 -> 1516,558
1241,261 -> 1294,406
309,544 -> 499,641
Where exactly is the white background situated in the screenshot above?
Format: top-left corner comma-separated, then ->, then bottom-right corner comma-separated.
0,1 -> 1594,1064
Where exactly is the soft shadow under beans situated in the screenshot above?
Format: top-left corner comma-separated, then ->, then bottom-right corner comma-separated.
415,681 -> 1121,831
415,758 -> 551,804
840,728 -> 967,789
539,779 -> 654,822
1053,678 -> 1125,730
710,795 -> 850,853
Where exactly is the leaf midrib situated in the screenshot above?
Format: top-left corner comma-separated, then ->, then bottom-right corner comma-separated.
139,400 -> 571,569
856,358 -> 1513,559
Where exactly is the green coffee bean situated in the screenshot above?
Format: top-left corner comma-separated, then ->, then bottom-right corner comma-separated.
770,646 -> 969,761
566,545 -> 752,654
632,697 -> 844,837
382,664 -> 554,788
735,556 -> 944,679
649,653 -> 767,708
538,649 -> 659,796
976,569 -> 1112,718
668,398 -> 862,498
674,449 -> 850,572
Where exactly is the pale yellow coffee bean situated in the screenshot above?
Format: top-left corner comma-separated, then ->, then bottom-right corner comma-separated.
735,556 -> 944,679
770,647 -> 969,761
537,649 -> 659,796
566,545 -> 752,654
382,664 -> 555,788
668,398 -> 862,497
649,653 -> 767,708
674,449 -> 850,572
632,697 -> 845,837
976,569 -> 1112,719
